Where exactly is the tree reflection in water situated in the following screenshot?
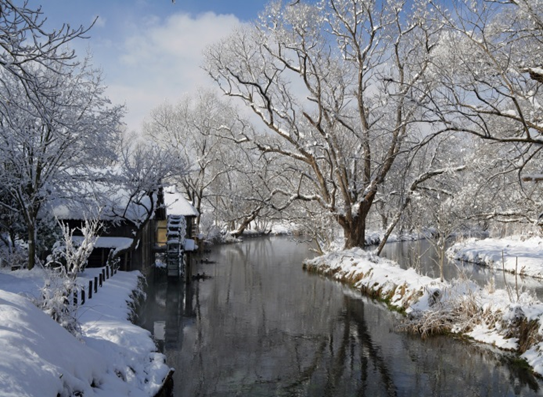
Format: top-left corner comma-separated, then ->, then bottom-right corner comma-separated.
138,237 -> 543,397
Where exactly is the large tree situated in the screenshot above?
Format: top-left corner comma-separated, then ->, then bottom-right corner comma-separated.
0,1 -> 111,269
205,0 -> 442,248
0,59 -> 123,269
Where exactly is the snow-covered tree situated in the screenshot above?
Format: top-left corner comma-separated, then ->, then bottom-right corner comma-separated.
144,92 -> 284,238
48,219 -> 100,275
0,1 -> 106,269
375,134 -> 467,255
207,145 -> 286,237
0,0 -> 92,88
39,219 -> 100,336
205,0 -> 443,248
99,137 -> 188,256
143,91 -> 241,226
0,59 -> 123,269
429,0 -> 543,229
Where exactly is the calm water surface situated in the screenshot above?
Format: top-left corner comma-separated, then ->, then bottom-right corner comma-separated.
138,237 -> 543,396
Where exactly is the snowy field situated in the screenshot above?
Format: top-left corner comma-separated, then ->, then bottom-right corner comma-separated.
0,267 -> 170,397
304,237 -> 543,377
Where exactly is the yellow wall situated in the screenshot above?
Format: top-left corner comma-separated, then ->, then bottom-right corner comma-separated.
156,219 -> 168,247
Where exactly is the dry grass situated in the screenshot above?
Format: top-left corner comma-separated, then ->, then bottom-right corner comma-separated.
400,286 -> 543,354
345,270 -> 365,284
504,314 -> 543,353
400,288 -> 488,338
518,320 -> 542,353
396,284 -> 407,300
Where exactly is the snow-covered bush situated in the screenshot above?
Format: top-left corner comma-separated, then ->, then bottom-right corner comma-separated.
39,219 -> 100,335
126,272 -> 147,323
46,219 -> 100,274
401,279 -> 486,338
36,270 -> 81,337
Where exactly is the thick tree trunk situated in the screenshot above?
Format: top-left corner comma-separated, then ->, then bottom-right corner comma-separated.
341,215 -> 367,249
340,194 -> 376,249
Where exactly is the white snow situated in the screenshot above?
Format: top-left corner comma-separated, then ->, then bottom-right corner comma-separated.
184,238 -> 197,251
448,236 -> 543,278
0,267 -> 170,396
73,236 -> 133,250
528,67 -> 543,77
304,236 -> 543,377
0,290 -> 106,397
163,185 -> 199,217
304,247 -> 440,310
50,187 -> 154,224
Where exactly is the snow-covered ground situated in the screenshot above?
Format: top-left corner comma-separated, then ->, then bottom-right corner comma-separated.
303,237 -> 543,377
448,236 -> 543,278
0,267 -> 170,397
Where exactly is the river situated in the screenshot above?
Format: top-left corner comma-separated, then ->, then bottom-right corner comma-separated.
138,236 -> 543,396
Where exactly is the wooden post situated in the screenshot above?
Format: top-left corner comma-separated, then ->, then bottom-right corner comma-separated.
81,289 -> 85,305
99,273 -> 103,287
94,277 -> 98,293
102,268 -> 106,281
89,280 -> 93,299
106,265 -> 110,279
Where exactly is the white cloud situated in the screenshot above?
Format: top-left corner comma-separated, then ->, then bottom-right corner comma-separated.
104,12 -> 242,133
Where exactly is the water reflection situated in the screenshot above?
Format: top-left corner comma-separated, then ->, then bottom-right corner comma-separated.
138,237 -> 543,396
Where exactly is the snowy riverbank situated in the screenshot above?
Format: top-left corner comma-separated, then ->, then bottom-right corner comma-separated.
448,236 -> 543,279
0,267 -> 170,397
303,241 -> 543,377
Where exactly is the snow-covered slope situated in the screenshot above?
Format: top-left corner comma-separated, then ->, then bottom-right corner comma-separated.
0,269 -> 170,397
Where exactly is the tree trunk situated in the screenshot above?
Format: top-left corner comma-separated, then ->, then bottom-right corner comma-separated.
231,207 -> 262,238
27,223 -> 36,270
341,216 -> 367,249
339,195 -> 376,249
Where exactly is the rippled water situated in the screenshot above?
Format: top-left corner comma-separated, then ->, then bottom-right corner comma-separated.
138,237 -> 543,396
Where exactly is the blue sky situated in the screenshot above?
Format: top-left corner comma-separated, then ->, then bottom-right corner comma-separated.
25,0 -> 272,132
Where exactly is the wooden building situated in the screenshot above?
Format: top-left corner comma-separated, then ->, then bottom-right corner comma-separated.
52,184 -> 199,275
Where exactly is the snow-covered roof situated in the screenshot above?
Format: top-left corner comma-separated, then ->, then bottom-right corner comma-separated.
47,167 -> 156,223
163,186 -> 199,217
72,236 -> 133,250
50,194 -> 154,223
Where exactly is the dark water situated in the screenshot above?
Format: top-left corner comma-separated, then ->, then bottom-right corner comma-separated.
138,237 -> 543,396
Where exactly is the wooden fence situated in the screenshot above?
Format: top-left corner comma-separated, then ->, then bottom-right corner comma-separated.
73,265 -> 117,306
